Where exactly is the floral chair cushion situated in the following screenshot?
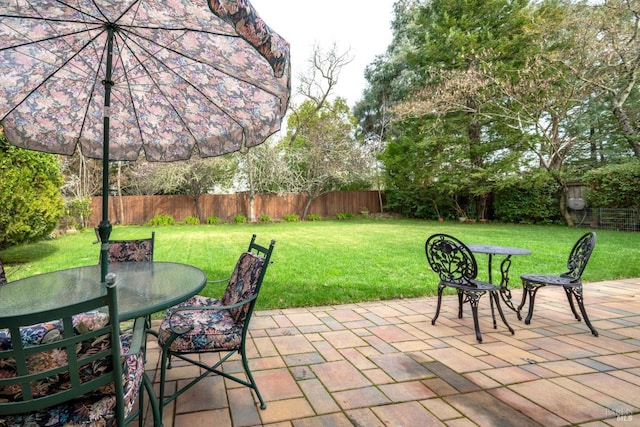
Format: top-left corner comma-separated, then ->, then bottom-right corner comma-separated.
157,295 -> 243,353
221,252 -> 265,322
0,313 -> 144,426
107,239 -> 153,263
156,252 -> 265,354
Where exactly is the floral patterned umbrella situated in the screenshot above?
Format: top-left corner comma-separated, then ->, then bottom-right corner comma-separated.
0,0 -> 290,279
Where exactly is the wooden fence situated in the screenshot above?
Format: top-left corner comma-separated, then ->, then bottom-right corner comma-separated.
90,191 -> 384,225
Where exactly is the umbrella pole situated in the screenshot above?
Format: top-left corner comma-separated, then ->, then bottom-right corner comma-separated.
98,26 -> 116,283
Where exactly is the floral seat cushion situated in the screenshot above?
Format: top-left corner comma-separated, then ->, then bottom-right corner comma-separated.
157,252 -> 265,353
0,313 -> 144,426
157,295 -> 243,353
107,239 -> 153,263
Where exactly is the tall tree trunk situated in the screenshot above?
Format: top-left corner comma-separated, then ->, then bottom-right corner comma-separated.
613,106 -> 640,158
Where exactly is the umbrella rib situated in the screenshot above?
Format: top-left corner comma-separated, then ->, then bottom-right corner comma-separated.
113,33 -> 209,148
0,25 -> 107,122
120,26 -> 283,100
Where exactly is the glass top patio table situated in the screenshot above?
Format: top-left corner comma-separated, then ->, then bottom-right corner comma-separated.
0,262 -> 206,321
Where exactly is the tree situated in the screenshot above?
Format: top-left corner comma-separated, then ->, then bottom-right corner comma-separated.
261,44 -> 372,219
369,0 -> 533,219
148,157 -> 236,222
281,98 -> 369,219
580,0 -> 640,158
235,142 -> 288,222
0,133 -> 64,248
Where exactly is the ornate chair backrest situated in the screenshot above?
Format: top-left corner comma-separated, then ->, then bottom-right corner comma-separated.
0,282 -> 125,423
105,232 -> 155,263
221,234 -> 275,324
565,232 -> 597,280
0,259 -> 7,286
425,234 -> 478,284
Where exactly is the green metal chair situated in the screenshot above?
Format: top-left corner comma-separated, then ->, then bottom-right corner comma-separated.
96,230 -> 155,263
157,234 -> 276,411
97,230 -> 156,330
0,275 -> 161,426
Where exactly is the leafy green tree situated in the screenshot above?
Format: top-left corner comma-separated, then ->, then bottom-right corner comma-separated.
147,157 -> 236,223
364,0 -> 533,219
280,98 -> 369,219
0,134 -> 64,249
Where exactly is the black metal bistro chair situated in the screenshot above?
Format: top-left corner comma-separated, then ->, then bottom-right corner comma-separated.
518,232 -> 598,336
0,275 -> 161,426
157,234 -> 275,411
425,234 -> 514,343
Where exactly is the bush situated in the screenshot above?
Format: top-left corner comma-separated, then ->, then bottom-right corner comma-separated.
494,172 -> 561,224
147,214 -> 175,226
234,214 -> 247,223
283,214 -> 299,222
306,214 -> 322,221
259,214 -> 271,222
206,216 -> 220,224
183,216 -> 200,225
336,212 -> 355,220
584,161 -> 640,209
0,140 -> 64,249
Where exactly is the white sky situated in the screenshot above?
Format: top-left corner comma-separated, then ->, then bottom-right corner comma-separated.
249,0 -> 396,107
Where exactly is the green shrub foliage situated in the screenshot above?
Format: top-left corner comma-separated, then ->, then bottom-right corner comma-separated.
584,161 -> 640,209
494,172 -> 562,224
234,214 -> 247,223
0,140 -> 64,249
206,216 -> 220,224
283,214 -> 299,222
183,216 -> 200,225
147,214 -> 175,226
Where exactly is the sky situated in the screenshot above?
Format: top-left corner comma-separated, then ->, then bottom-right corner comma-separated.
249,0 -> 396,107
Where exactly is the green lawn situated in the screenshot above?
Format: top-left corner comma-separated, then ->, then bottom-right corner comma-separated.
2,219 -> 639,311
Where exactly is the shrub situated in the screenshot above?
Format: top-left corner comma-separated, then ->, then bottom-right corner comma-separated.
584,161 -> 640,209
306,214 -> 322,221
259,214 -> 271,222
494,172 -> 561,224
183,216 -> 200,225
336,212 -> 354,220
147,214 -> 175,226
283,214 -> 299,222
206,216 -> 220,224
234,214 -> 247,223
0,139 -> 64,249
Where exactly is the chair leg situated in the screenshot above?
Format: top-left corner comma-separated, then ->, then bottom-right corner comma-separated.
516,284 -> 528,321
432,284 -> 445,325
522,282 -> 544,325
241,345 -> 267,409
457,290 -> 464,319
492,291 -> 514,335
489,292 -> 497,329
563,287 -> 582,321
567,286 -> 599,336
142,373 -> 163,427
466,291 -> 483,343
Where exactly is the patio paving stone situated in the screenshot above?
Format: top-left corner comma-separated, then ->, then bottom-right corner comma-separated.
143,278 -> 640,426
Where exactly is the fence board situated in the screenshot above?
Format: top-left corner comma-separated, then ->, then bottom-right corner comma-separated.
90,191 -> 384,225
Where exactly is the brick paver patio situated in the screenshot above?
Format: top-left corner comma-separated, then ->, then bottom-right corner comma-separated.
141,278 -> 640,426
